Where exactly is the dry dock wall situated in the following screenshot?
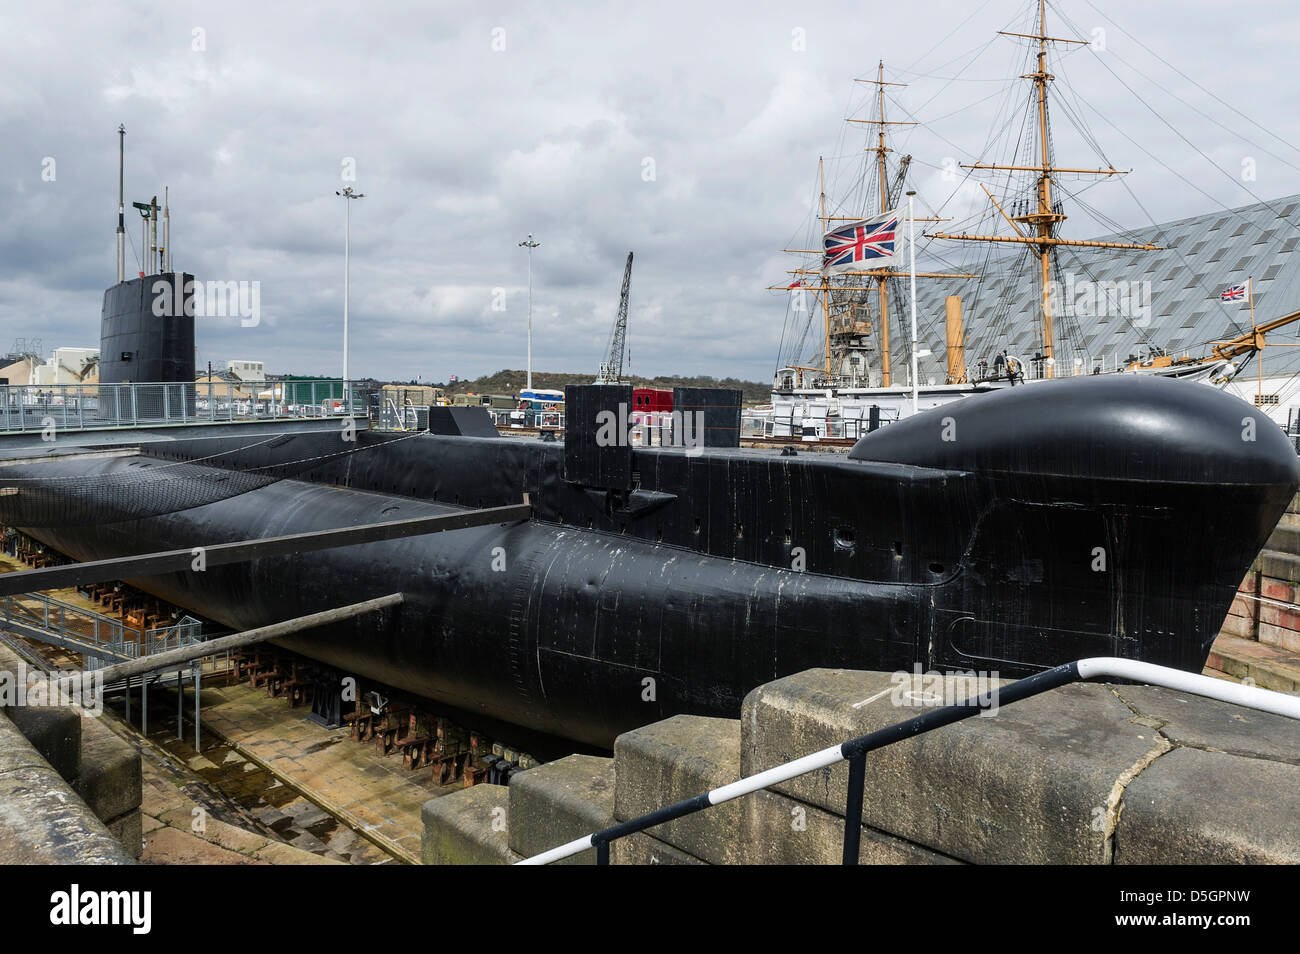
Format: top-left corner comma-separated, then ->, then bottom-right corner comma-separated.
0,644 -> 140,864
422,668 -> 1300,865
1223,490 -> 1300,662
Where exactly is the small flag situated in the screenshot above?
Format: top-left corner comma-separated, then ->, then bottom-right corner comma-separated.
823,209 -> 901,274
1220,282 -> 1247,302
787,279 -> 803,289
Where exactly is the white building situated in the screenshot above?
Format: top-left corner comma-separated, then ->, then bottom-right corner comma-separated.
226,359 -> 265,382
32,348 -> 99,386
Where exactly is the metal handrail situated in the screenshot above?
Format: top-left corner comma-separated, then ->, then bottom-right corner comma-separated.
0,380 -> 371,434
517,657 -> 1300,865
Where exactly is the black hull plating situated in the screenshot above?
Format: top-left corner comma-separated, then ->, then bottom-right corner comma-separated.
14,376 -> 1299,748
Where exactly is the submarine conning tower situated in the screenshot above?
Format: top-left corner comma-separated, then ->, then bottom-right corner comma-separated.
99,127 -> 195,420
99,273 -> 196,386
97,273 -> 196,421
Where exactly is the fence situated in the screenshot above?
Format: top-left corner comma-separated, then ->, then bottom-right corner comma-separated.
0,380 -> 373,434
518,656 -> 1300,865
0,592 -> 217,686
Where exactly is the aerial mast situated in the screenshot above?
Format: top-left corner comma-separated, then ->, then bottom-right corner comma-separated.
116,125 -> 125,284
929,0 -> 1160,378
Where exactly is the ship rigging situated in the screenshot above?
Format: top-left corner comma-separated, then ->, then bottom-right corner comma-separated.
768,0 -> 1300,437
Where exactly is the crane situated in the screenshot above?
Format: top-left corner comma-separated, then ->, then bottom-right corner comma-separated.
595,251 -> 634,384
886,154 -> 912,208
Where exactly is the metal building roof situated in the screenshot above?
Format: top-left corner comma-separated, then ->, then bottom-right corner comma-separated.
903,193 -> 1300,383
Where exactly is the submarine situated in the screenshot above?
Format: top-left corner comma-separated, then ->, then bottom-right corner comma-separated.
3,267 -> 1297,747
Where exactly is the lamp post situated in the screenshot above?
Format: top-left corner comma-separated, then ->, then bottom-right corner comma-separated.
907,190 -> 919,416
336,187 -> 365,403
519,233 -> 540,392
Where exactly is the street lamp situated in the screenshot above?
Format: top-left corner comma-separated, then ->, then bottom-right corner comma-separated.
336,186 -> 365,403
519,233 -> 540,392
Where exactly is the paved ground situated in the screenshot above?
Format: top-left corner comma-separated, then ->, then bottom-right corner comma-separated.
122,687 -> 400,865
192,682 -> 454,864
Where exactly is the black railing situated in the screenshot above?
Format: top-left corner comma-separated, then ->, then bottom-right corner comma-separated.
517,657 -> 1300,865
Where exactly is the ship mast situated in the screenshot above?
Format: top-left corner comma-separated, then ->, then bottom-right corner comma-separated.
819,156 -> 830,376
928,0 -> 1160,377
855,61 -> 910,386
774,64 -> 973,388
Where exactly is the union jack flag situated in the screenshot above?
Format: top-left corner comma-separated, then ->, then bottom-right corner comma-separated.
823,209 -> 900,274
1220,282 -> 1247,302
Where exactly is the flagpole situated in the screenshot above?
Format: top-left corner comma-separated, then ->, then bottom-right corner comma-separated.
907,190 -> 919,415
1251,276 -> 1260,403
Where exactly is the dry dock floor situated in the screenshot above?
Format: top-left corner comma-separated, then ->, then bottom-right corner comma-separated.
191,681 -> 450,864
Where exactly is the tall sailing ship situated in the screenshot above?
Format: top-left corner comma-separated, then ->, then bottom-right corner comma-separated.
768,0 -> 1300,438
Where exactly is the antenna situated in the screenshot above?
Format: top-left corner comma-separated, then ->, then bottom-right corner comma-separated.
149,195 -> 159,274
116,125 -> 125,283
163,186 -> 170,272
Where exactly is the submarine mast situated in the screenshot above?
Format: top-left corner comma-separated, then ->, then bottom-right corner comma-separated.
115,125 -> 125,284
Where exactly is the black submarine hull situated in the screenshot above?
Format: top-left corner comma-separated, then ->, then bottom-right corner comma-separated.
11,376 -> 1299,748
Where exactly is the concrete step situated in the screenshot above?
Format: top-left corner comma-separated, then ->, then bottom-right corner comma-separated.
614,715 -> 738,864
1265,524 -> 1300,555
1259,550 -> 1300,584
420,784 -> 518,865
506,754 -> 614,865
1206,634 -> 1300,694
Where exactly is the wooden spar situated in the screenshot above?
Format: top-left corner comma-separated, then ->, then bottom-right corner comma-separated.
776,270 -> 976,281
962,163 -> 1122,175
981,184 -> 1026,238
823,216 -> 948,223
91,593 -> 404,684
1209,305 -> 1300,360
925,232 -> 1160,251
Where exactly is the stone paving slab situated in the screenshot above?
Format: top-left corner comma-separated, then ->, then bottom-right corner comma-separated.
196,682 -> 452,864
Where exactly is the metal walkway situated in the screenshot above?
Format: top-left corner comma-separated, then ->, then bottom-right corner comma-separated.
0,589 -> 218,743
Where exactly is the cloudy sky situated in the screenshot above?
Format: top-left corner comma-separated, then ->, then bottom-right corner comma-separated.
4,0 -> 1299,385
